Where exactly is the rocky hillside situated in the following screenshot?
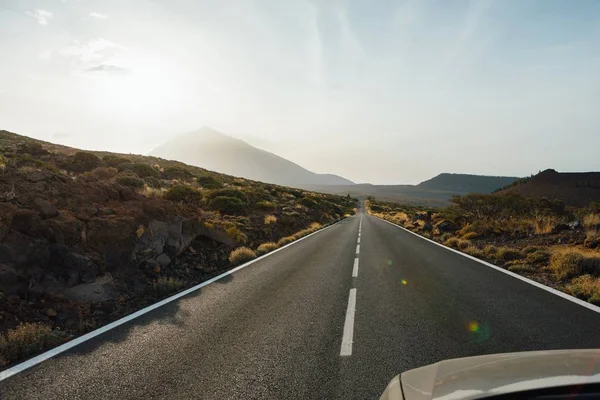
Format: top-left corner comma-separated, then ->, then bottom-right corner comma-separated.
0,130 -> 356,367
416,173 -> 518,193
150,127 -> 354,187
497,169 -> 600,207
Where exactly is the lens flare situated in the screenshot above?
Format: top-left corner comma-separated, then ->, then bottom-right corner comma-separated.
402,279 -> 407,285
468,321 -> 479,332
386,259 -> 392,266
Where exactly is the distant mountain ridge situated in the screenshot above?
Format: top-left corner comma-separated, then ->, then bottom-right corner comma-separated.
497,169 -> 600,207
150,127 -> 353,187
304,173 -> 519,205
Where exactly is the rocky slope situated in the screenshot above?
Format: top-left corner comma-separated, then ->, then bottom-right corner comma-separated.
0,130 -> 356,367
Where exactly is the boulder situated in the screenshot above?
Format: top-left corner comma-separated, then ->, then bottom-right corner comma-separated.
62,273 -> 117,303
0,263 -> 27,296
33,198 -> 58,219
435,220 -> 457,233
568,220 -> 582,230
132,220 -> 169,266
156,253 -> 171,268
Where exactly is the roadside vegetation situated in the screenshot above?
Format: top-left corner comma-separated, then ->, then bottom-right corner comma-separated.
366,194 -> 600,305
0,130 -> 357,367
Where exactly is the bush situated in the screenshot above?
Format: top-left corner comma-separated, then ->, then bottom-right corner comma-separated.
209,196 -> 246,215
566,275 -> 600,305
196,175 -> 223,189
116,175 -> 145,189
462,232 -> 479,240
264,215 -> 277,225
102,155 -> 130,168
91,167 -> 118,180
496,247 -> 525,261
206,189 -> 248,202
153,277 -> 186,298
18,142 -> 48,156
69,152 -> 102,172
439,233 -> 453,242
131,163 -> 159,178
550,252 -> 585,281
229,247 -> 257,265
226,226 -> 248,244
298,197 -> 318,208
462,245 -> 482,257
444,237 -> 459,248
457,239 -> 472,251
0,323 -> 68,367
164,185 -> 203,205
277,236 -> 296,246
523,246 -> 542,254
483,245 -> 499,257
257,242 -> 279,255
144,176 -> 162,189
508,264 -> 537,274
162,166 -> 193,180
256,200 -> 276,211
526,250 -> 551,265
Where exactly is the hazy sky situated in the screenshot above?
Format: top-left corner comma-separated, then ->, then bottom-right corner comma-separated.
1,0 -> 599,184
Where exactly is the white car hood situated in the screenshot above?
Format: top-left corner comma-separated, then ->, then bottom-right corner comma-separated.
394,349 -> 600,400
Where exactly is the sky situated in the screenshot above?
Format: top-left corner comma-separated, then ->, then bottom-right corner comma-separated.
1,0 -> 599,184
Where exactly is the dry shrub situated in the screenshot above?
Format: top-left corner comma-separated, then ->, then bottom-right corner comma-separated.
508,264 -> 537,274
462,232 -> 479,240
0,323 -> 69,367
550,248 -> 600,281
277,236 -> 296,247
583,213 -> 600,228
483,245 -> 499,257
444,237 -> 459,248
457,239 -> 472,251
226,226 -> 248,244
264,215 -> 277,225
257,242 -> 279,255
153,277 -> 186,297
566,275 -> 600,305
526,249 -> 551,265
229,247 -> 257,265
496,247 -> 525,261
533,216 -> 558,235
462,245 -> 482,257
91,167 -> 118,180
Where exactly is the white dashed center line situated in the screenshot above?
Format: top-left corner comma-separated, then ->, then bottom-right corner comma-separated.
356,244 -> 360,254
340,288 -> 357,356
352,258 -> 359,278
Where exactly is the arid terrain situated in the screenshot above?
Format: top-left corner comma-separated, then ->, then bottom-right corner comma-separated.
0,130 -> 356,367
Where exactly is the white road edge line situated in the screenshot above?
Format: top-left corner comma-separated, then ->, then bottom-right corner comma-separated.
340,288 -> 357,356
0,217 -> 350,382
375,216 -> 600,315
352,258 -> 359,278
356,244 -> 360,254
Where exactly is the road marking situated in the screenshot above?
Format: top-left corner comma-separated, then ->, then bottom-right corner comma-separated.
0,218 -> 349,382
357,237 -> 360,244
340,288 -> 357,356
352,258 -> 359,277
356,244 -> 360,254
376,216 -> 600,315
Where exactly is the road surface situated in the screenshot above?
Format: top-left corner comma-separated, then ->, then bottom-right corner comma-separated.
2,206 -> 600,399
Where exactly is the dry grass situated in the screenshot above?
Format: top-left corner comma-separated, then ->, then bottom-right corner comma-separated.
483,245 -> 499,257
277,236 -> 296,246
444,237 -> 459,248
496,247 -> 525,261
462,232 -> 479,240
228,247 -> 257,265
566,275 -> 600,305
457,239 -> 472,251
583,213 -> 600,227
264,215 -> 277,225
256,242 -> 279,255
462,245 -> 482,257
0,323 -> 69,367
142,186 -> 165,199
533,216 -> 558,235
526,249 -> 551,265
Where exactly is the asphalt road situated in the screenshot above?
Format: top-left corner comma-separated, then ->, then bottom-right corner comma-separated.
3,206 -> 600,399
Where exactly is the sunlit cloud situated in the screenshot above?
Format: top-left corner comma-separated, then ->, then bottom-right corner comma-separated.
84,64 -> 131,75
89,12 -> 107,20
26,9 -> 53,26
60,38 -> 126,67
